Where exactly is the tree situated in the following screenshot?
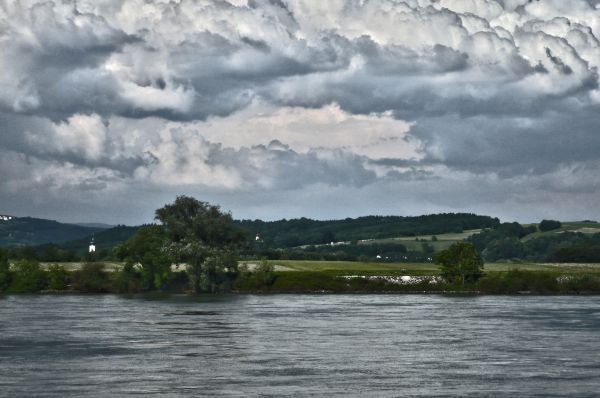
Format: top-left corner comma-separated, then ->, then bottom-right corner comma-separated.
10,260 -> 47,293
72,262 -> 110,293
482,237 -> 525,262
436,242 -> 484,284
47,264 -> 69,290
155,196 -> 247,293
539,219 -> 562,232
117,225 -> 172,290
0,249 -> 11,291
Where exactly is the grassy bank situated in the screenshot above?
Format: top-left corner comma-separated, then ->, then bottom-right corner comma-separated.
3,260 -> 600,295
267,259 -> 600,274
235,269 -> 600,294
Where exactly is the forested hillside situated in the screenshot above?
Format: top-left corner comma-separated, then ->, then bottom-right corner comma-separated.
0,217 -> 105,247
236,213 -> 500,248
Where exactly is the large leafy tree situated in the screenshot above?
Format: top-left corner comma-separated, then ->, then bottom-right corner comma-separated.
436,242 -> 484,284
115,225 -> 171,290
155,196 -> 247,293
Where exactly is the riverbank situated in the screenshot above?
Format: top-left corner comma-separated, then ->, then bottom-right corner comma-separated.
3,260 -> 600,295
234,270 -> 600,295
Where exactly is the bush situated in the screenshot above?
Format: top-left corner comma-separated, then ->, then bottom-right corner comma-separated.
112,262 -> 142,293
436,242 -> 483,284
478,269 -> 559,294
559,274 -> 600,294
9,260 -> 47,293
47,264 -> 69,290
235,260 -> 277,291
539,219 -> 562,232
0,249 -> 11,292
72,263 -> 110,293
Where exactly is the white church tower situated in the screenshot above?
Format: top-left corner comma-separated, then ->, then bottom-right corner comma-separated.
88,236 -> 96,253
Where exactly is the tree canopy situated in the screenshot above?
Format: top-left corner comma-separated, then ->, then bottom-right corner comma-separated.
436,242 -> 484,284
115,225 -> 171,290
155,196 -> 247,293
539,220 -> 562,232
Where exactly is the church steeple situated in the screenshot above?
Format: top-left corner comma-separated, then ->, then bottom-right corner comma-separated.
88,235 -> 96,253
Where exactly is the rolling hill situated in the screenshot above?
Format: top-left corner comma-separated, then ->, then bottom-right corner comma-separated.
0,217 -> 107,247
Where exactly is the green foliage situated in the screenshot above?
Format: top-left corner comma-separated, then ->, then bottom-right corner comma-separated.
117,225 -> 171,290
421,241 -> 435,254
559,274 -> 600,293
156,196 -> 246,293
113,262 -> 142,293
236,260 -> 277,291
436,242 -> 483,284
72,262 -> 110,293
0,249 -> 12,291
539,219 -> 562,232
9,260 -> 47,293
239,213 -> 499,248
59,225 -> 139,256
550,244 -> 600,263
0,217 -> 104,247
192,252 -> 239,293
468,222 -> 536,253
40,246 -> 79,262
47,264 -> 69,290
478,269 -> 559,294
482,237 -> 525,261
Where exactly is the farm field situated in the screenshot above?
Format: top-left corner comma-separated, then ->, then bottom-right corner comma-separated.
357,229 -> 481,251
522,221 -> 600,241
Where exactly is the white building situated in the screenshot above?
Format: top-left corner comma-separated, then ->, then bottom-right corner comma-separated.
89,237 -> 96,253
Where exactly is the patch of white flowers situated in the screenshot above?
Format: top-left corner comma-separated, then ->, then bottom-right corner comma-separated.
340,275 -> 443,285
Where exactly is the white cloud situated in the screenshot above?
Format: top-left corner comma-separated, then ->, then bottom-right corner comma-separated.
1,0 -> 600,223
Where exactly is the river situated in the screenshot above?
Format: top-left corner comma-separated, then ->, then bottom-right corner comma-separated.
1,294 -> 599,397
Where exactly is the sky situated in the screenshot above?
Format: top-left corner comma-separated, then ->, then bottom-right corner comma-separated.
1,0 -> 600,225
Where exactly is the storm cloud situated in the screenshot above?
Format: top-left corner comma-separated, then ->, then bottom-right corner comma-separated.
1,0 -> 600,223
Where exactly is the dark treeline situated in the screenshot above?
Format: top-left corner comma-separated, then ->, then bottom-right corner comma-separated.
0,257 -> 190,294
469,221 -> 600,262
0,217 -> 104,246
237,213 -> 499,247
243,242 -> 433,263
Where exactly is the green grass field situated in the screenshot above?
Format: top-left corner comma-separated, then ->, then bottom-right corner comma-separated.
356,229 -> 481,252
522,221 -> 600,241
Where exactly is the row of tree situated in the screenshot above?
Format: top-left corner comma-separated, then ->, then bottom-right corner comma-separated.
468,220 -> 600,262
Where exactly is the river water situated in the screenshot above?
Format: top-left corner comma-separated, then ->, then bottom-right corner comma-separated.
1,294 -> 599,397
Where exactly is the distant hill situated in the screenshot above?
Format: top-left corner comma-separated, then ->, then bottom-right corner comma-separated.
1,213 -> 500,254
0,217 -> 105,247
59,225 -> 140,254
236,213 -> 500,248
73,222 -> 115,229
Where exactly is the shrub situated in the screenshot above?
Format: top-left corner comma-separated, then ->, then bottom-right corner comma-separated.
478,269 -> 559,294
539,220 -> 562,232
112,262 -> 142,293
72,262 -> 110,293
436,242 -> 483,284
47,264 -> 69,290
235,260 -> 277,291
9,260 -> 47,293
0,249 -> 11,292
559,274 -> 600,294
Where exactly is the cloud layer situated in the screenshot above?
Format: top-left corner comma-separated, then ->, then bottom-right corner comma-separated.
1,0 -> 600,223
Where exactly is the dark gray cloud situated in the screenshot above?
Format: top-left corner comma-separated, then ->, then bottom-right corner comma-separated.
1,0 -> 600,223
